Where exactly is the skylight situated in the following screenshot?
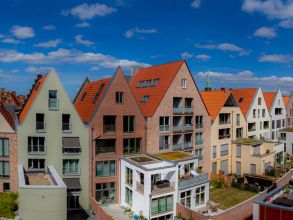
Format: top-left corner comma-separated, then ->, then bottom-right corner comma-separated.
93,83 -> 105,104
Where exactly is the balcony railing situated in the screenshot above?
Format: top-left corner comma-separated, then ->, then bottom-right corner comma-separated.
96,146 -> 115,155
195,123 -> 203,129
219,134 -> 230,139
28,145 -> 47,155
62,167 -> 80,176
184,142 -> 193,148
136,182 -> 144,195
179,173 -> 209,190
219,120 -> 230,125
36,122 -> 46,132
62,123 -> 72,132
173,107 -> 183,114
160,125 -> 170,132
195,139 -> 203,145
151,181 -> 175,195
184,107 -> 194,114
173,125 -> 183,132
48,98 -> 59,110
103,125 -> 115,133
184,125 -> 193,131
173,143 -> 182,150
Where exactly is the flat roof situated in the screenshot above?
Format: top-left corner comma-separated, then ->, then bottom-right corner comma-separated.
154,151 -> 194,161
26,172 -> 53,185
233,138 -> 263,145
280,127 -> 293,132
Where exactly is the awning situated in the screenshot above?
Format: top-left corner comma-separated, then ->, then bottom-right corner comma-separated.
62,137 -> 80,149
63,178 -> 81,190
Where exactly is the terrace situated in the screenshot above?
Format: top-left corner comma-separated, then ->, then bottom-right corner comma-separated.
154,151 -> 193,161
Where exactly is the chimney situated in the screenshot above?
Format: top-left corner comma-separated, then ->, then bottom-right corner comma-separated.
130,66 -> 142,76
221,87 -> 226,91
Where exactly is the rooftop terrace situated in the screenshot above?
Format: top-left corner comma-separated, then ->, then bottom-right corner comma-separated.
233,138 -> 264,145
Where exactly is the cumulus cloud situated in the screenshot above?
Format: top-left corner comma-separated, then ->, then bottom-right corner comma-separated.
279,19 -> 293,28
25,66 -> 52,74
254,26 -> 277,38
258,54 -> 293,63
62,3 -> 116,20
75,35 -> 94,46
195,54 -> 211,61
0,48 -> 149,69
34,39 -> 62,48
191,0 -> 201,8
10,25 -> 35,39
1,38 -> 21,44
43,25 -> 56,30
181,52 -> 193,59
75,22 -> 90,28
195,42 -> 250,56
124,27 -> 157,39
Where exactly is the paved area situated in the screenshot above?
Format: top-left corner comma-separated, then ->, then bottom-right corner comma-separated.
102,204 -> 132,220
26,173 -> 52,185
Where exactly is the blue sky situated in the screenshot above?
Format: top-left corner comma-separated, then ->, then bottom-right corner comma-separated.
0,0 -> 292,98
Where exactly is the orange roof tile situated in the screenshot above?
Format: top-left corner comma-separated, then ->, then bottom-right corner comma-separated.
129,60 -> 184,117
201,90 -> 232,121
231,88 -> 258,117
74,78 -> 111,123
19,75 -> 47,124
0,103 -> 14,129
263,92 -> 276,111
283,96 -> 289,107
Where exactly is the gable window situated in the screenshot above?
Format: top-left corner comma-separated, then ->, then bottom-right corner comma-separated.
160,117 -> 170,132
93,83 -> 105,104
48,90 -> 58,109
181,79 -> 187,89
36,113 -> 45,132
195,116 -> 203,129
0,139 -> 9,157
103,116 -> 116,133
141,95 -> 149,103
123,116 -> 135,132
62,114 -> 71,132
258,97 -> 261,105
28,159 -> 45,170
0,161 -> 9,177
116,92 -> 123,103
123,138 -> 141,154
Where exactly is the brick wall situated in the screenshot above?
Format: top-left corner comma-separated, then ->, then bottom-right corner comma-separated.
89,197 -> 114,220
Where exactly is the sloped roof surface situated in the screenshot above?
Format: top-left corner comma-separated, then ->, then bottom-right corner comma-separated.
263,92 -> 276,111
0,103 -> 14,129
231,88 -> 258,117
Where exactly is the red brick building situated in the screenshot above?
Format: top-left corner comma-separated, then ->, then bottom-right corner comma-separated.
0,88 -> 25,109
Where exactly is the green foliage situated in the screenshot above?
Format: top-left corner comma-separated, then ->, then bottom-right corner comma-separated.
0,192 -> 18,218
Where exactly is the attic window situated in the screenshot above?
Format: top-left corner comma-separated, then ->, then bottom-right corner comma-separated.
81,92 -> 87,101
150,78 -> 160,87
145,80 -> 151,87
93,83 -> 105,104
141,95 -> 149,103
238,98 -> 243,103
137,81 -> 144,88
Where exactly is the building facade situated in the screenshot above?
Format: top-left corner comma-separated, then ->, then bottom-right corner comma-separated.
280,128 -> 293,155
284,92 -> 293,127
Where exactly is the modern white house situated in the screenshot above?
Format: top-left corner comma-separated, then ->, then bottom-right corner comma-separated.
280,128 -> 293,155
120,152 -> 209,220
263,90 -> 287,142
232,88 -> 270,140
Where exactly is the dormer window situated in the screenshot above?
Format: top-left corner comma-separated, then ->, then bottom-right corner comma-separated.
150,78 -> 159,87
141,95 -> 149,103
181,79 -> 187,89
48,90 -> 58,110
93,83 -> 105,104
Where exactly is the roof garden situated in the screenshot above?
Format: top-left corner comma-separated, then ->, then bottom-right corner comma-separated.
233,138 -> 263,145
154,151 -> 193,161
129,156 -> 156,163
281,127 -> 293,132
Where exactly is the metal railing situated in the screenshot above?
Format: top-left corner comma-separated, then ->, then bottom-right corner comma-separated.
173,107 -> 183,114
179,173 -> 209,189
195,139 -> 203,145
184,142 -> 193,148
28,145 -> 47,155
184,125 -> 193,131
195,123 -> 203,129
184,107 -> 194,114
219,120 -> 230,125
103,125 -> 115,133
151,182 -> 175,195
173,125 -> 183,132
96,146 -> 116,155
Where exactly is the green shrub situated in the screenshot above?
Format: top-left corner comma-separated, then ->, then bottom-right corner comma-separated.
0,192 -> 18,218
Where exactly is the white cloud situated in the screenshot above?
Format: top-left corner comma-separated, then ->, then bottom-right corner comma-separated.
195,42 -> 250,56
242,0 -> 293,20
279,19 -> 293,28
0,48 -> 149,68
10,25 -> 35,39
1,38 -> 21,44
89,66 -> 99,71
254,26 -> 277,39
124,27 -> 157,39
181,52 -> 193,59
43,25 -> 56,30
195,54 -> 211,61
75,35 -> 94,46
75,22 -> 90,28
25,66 -> 51,74
34,39 -> 62,48
258,54 -> 293,63
0,34 -> 5,38
62,3 -> 116,20
191,0 -> 201,8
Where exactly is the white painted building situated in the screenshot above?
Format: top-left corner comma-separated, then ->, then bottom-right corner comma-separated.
280,128 -> 293,155
120,152 -> 209,220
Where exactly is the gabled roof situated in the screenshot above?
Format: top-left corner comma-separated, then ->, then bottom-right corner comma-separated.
201,90 -> 233,121
231,88 -> 258,117
129,60 -> 185,117
19,74 -> 48,124
283,96 -> 289,108
263,92 -> 276,111
74,78 -> 111,123
0,103 -> 14,129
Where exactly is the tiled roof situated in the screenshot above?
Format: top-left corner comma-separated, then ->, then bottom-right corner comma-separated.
129,60 -> 184,117
0,103 -> 14,129
74,78 -> 111,123
201,90 -> 232,121
263,92 -> 276,111
283,96 -> 289,107
19,74 -> 47,124
231,88 -> 258,117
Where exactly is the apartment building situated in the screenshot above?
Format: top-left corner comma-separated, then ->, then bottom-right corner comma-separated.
120,152 -> 209,220
74,67 -> 146,206
232,88 -> 270,140
129,60 -> 211,172
0,103 -> 18,192
284,92 -> 293,127
263,90 -> 286,141
17,70 -> 89,216
201,90 -> 247,175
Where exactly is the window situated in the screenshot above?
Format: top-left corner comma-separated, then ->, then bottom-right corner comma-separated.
195,132 -> 203,145
220,144 -> 229,156
258,109 -> 260,118
236,128 -> 243,138
272,120 -> 275,129
125,187 -> 133,205
48,90 -> 58,109
195,116 -> 203,128
123,138 -> 141,154
96,182 -> 116,204
180,190 -> 191,208
123,116 -> 135,132
151,195 -> 173,215
96,161 -> 116,177
262,109 -> 265,117
275,108 -> 282,115
195,149 -> 203,159
219,128 -> 230,139
212,146 -> 216,159
276,120 -> 281,129
63,159 -> 79,175
28,137 -> 45,154
151,78 -> 159,87
0,161 -> 9,177
36,113 -> 45,131
260,121 -> 262,130
282,119 -> 285,127
67,195 -> 80,210
125,167 -> 133,186
253,109 -> 256,118
96,139 -> 115,155
258,97 -> 261,105
250,164 -> 256,174
181,79 -> 187,88
116,92 -> 123,103
236,144 -> 241,158
3,183 -> 10,192
141,95 -> 149,103
62,114 -> 71,132
219,113 -> 230,125
103,116 -> 116,132
159,136 -> 169,150
160,117 -> 170,132
252,145 -> 260,156
185,98 -> 193,108
28,159 -> 45,170
236,114 -> 240,126
137,81 -> 144,88
0,139 -> 9,157
212,162 -> 217,173
236,162 -> 241,175
195,186 -> 205,206
272,131 -> 275,140
93,83 -> 105,104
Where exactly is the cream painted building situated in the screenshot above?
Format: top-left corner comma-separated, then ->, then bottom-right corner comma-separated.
201,90 -> 247,175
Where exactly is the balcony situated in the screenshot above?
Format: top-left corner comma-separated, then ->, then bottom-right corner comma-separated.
173,125 -> 183,132
184,124 -> 193,131
184,107 -> 194,114
62,167 -> 80,176
62,123 -> 72,132
184,142 -> 193,149
173,107 -> 183,114
36,122 -> 46,132
160,125 -> 170,132
28,145 -> 46,155
136,182 -> 144,195
195,123 -> 203,129
173,143 -> 182,150
151,180 -> 175,195
179,173 -> 209,190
